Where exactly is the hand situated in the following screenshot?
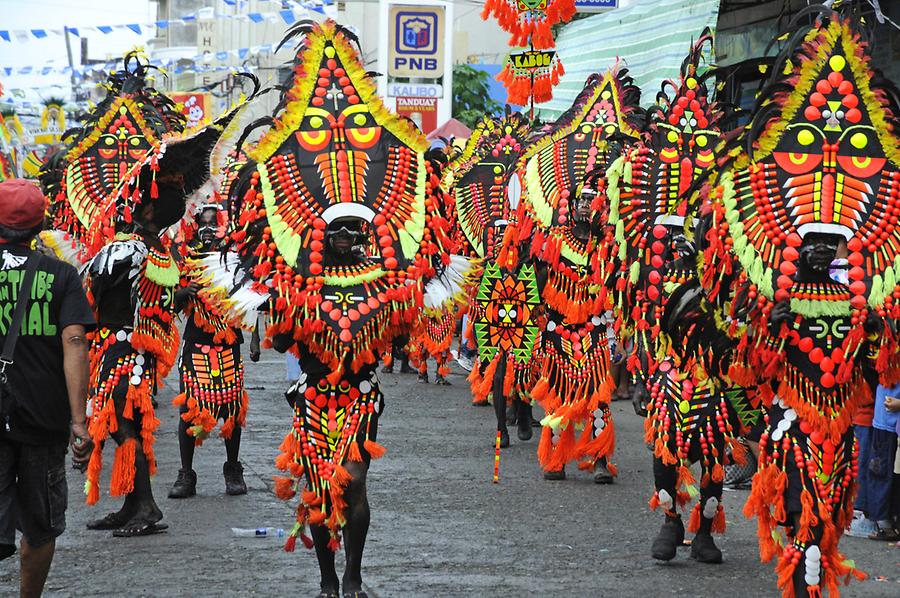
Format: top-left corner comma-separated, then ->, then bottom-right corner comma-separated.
769,300 -> 792,334
885,396 -> 900,413
630,382 -> 650,417
176,282 -> 201,302
70,421 -> 93,472
249,340 -> 261,363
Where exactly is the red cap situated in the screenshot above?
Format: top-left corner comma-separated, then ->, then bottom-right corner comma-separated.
0,179 -> 47,230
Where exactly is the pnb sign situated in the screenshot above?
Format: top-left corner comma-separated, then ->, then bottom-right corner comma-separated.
389,6 -> 444,78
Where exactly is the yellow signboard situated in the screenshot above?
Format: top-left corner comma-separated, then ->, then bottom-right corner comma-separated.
388,5 -> 445,79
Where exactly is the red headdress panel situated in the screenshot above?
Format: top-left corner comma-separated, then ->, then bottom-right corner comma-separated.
445,111 -> 532,259
208,20 -> 452,377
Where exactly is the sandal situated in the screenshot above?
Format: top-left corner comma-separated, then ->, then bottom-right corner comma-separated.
112,521 -> 169,537
869,527 -> 900,542
87,511 -> 132,530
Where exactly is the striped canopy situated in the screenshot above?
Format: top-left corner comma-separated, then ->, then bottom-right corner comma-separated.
537,0 -> 721,120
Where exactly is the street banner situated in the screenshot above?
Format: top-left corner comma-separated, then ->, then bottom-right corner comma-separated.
169,92 -> 212,127
396,96 -> 438,134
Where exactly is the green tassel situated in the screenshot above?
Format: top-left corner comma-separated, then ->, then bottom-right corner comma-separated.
869,274 -> 884,308
144,255 -> 180,287
749,257 -> 763,285
686,483 -> 699,499
324,268 -> 385,287
616,221 -> 626,260
260,164 -> 301,267
629,260 -> 640,284
885,267 -> 896,295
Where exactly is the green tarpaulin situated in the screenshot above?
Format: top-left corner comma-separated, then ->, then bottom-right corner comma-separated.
537,0 -> 721,120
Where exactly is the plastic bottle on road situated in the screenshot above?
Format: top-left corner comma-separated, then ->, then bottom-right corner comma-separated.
231,527 -> 285,538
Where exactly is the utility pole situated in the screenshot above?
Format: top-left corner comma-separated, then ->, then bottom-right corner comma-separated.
63,26 -> 77,102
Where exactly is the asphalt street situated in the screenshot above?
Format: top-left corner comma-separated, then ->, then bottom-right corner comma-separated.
2,350 -> 899,597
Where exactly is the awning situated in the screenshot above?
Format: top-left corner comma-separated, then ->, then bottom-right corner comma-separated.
426,118 -> 472,142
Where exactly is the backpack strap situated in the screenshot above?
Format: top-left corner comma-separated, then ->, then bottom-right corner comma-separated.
0,252 -> 41,374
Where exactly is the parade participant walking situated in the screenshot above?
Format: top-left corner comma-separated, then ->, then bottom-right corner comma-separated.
450,113 -> 537,433
529,179 -> 616,481
54,55 -> 255,537
169,204 -> 260,499
690,9 -> 900,595
504,66 -> 643,481
200,21 -> 472,597
0,179 -> 94,596
606,33 -> 753,563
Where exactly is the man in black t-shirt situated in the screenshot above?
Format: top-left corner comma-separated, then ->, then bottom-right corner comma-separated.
0,179 -> 95,597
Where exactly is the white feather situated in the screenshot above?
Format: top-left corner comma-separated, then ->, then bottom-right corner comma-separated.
423,254 -> 478,312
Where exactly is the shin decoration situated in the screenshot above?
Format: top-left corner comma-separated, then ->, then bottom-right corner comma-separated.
199,20 -> 475,552
691,11 -> 900,596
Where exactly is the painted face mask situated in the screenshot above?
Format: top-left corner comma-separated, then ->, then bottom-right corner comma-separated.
241,21 -> 430,277
519,65 -> 642,239
709,16 -> 900,314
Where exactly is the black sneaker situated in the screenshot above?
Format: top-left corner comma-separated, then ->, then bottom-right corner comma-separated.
690,532 -> 723,564
168,468 -> 197,499
592,459 -> 614,484
223,461 -> 247,496
651,516 -> 684,561
543,467 -> 566,481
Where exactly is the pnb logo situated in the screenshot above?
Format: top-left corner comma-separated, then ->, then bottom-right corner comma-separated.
395,12 -> 437,55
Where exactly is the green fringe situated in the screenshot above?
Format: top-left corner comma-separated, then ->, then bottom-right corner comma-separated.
324,267 -> 385,287
144,255 -> 180,287
790,297 -> 850,317
629,260 -> 640,284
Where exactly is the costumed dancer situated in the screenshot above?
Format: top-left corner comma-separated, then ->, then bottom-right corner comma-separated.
199,21 -> 473,597
49,55 -> 251,537
169,203 -> 260,498
606,32 -> 752,563
41,56 -> 185,536
407,145 -> 457,385
691,8 -> 900,596
449,111 -> 539,445
507,67 -> 643,482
